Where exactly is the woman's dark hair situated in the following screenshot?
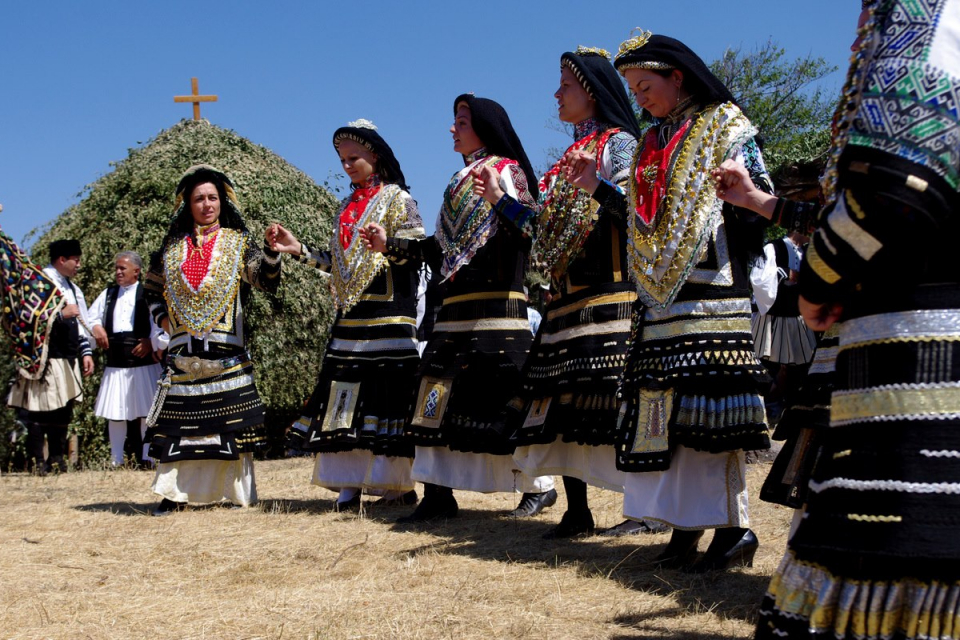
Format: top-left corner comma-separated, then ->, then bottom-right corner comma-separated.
151,165 -> 249,271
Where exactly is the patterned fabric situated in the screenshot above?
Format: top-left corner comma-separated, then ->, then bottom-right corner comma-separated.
144,231 -> 281,461
389,157 -> 538,455
531,126 -> 617,280
288,188 -> 424,457
759,323 -> 840,508
435,149 -> 525,279
0,227 -> 65,380
758,290 -> 960,639
627,102 -> 758,310
824,0 -> 960,199
616,101 -> 772,473
329,183 -> 420,312
163,227 -> 247,339
504,122 -> 639,448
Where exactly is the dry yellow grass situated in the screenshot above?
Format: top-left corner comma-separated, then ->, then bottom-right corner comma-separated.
0,458 -> 793,639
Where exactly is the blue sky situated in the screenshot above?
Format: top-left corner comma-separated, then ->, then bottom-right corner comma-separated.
0,1 -> 857,250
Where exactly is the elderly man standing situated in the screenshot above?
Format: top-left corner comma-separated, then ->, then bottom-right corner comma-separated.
88,251 -> 168,468
8,239 -> 94,474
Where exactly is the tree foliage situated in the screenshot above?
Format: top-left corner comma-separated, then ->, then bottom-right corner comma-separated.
1,119 -> 339,467
709,40 -> 837,178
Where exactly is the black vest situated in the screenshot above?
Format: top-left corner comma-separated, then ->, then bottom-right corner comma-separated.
48,278 -> 80,360
104,284 -> 154,368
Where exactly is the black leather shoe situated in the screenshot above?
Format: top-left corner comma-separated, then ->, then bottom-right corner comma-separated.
686,528 -> 758,573
599,519 -> 670,537
654,529 -> 704,568
396,494 -> 458,523
506,489 -> 558,518
334,494 -> 362,512
151,498 -> 186,516
373,490 -> 418,507
542,509 -> 594,539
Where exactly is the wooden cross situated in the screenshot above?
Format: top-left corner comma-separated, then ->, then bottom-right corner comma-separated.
174,77 -> 218,120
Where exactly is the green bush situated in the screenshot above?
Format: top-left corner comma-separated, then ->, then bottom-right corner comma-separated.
2,119 -> 338,468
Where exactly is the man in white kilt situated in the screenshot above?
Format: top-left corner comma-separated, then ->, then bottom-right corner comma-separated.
8,239 -> 94,473
88,251 -> 168,467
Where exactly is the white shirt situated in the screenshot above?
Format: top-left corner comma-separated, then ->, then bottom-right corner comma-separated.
88,281 -> 169,351
43,264 -> 91,339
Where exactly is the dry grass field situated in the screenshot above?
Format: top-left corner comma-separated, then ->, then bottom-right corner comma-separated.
0,458 -> 792,639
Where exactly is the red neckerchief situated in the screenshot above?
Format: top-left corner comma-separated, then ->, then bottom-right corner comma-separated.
340,183 -> 382,249
181,223 -> 220,289
634,121 -> 691,225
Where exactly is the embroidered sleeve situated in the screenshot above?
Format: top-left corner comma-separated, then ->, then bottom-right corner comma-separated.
494,164 -> 540,239
242,241 -> 282,294
144,257 -> 168,328
592,132 -> 638,225
772,199 -> 819,236
296,243 -> 333,273
385,235 -> 441,269
394,191 -> 426,239
799,185 -> 899,304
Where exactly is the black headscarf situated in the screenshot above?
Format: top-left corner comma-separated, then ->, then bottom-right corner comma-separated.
333,121 -> 410,192
152,164 -> 249,269
453,94 -> 539,199
614,32 -> 736,107
560,49 -> 642,138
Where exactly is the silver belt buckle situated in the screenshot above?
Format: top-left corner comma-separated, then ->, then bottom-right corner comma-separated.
174,356 -> 225,380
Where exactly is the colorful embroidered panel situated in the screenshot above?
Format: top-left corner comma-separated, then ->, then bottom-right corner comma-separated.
329,184 -> 409,311
435,153 -> 517,279
163,228 -> 247,338
532,129 -> 616,280
627,103 -> 756,309
0,228 -> 65,380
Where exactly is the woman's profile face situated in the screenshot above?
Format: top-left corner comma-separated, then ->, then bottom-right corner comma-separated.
337,138 -> 377,186
623,68 -> 683,120
450,102 -> 483,156
189,182 -> 221,226
555,67 -> 596,125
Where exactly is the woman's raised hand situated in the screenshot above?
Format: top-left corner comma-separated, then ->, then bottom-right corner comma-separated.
266,223 -> 302,254
472,165 -> 505,205
562,150 -> 600,194
710,160 -> 778,218
359,222 -> 388,253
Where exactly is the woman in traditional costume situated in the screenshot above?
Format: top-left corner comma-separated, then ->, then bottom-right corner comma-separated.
757,0 -> 960,635
609,31 -> 773,571
362,94 -> 555,522
144,165 -> 281,515
270,120 -> 425,510
474,47 -> 647,537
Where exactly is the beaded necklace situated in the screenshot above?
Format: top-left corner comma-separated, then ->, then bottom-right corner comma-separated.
532,122 -> 615,280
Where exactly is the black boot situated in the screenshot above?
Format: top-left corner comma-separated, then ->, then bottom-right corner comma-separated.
542,508 -> 595,539
506,489 -> 558,517
396,484 -> 458,523
151,498 -> 187,517
654,529 -> 704,568
686,528 -> 758,573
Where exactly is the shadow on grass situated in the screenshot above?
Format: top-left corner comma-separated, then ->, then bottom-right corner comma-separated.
610,607 -> 761,638
387,508 -> 768,625
74,498 -> 336,517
